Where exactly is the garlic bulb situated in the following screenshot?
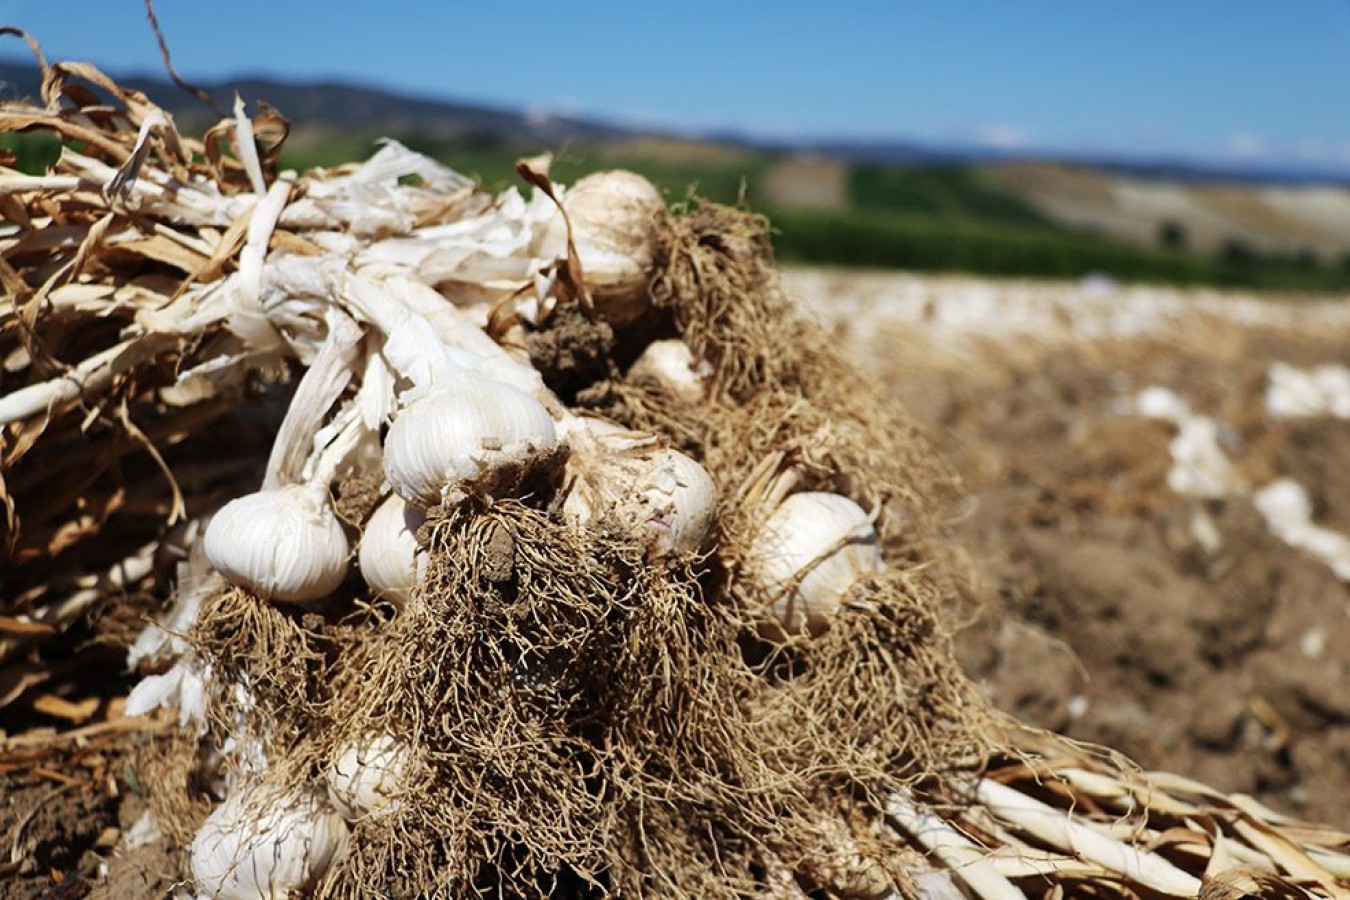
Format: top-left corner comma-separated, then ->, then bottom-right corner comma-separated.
358,493 -> 426,605
384,372 -> 559,507
204,484 -> 350,602
748,492 -> 882,636
538,170 -> 664,325
190,781 -> 348,900
325,734 -> 413,820
627,339 -> 707,405
563,424 -> 717,558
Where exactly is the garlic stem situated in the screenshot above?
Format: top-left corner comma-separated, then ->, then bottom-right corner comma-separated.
306,400 -> 368,489
232,93 -> 268,196
0,333 -> 175,426
263,309 -> 363,490
340,273 -> 467,400
972,779 -> 1201,897
227,176 -> 295,350
884,792 -> 1025,900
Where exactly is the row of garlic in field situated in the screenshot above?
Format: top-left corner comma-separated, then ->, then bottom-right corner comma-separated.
784,269 -> 1350,343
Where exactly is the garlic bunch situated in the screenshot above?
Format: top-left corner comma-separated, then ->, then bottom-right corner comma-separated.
190,781 -> 348,900
747,492 -> 882,636
384,371 -> 559,507
325,734 -> 414,820
561,421 -> 717,558
358,494 -> 427,605
203,483 -> 350,602
537,170 -> 664,325
627,339 -> 708,405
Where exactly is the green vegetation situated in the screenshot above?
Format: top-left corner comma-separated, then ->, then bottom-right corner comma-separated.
0,132 -> 65,174
848,164 -> 1051,226
765,208 -> 1350,291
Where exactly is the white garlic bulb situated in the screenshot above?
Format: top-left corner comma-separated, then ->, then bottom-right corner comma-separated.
628,339 -> 707,405
538,170 -> 664,325
383,372 -> 559,507
325,734 -> 413,821
358,494 -> 426,605
747,492 -> 882,636
563,424 -> 717,558
190,781 -> 348,900
203,484 -> 350,602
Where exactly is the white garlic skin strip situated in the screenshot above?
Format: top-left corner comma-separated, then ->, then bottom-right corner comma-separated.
325,734 -> 413,820
749,492 -> 882,636
203,484 -> 350,603
357,494 -> 426,606
383,373 -> 559,507
627,339 -> 707,405
538,170 -> 664,325
189,782 -> 348,900
563,429 -> 717,558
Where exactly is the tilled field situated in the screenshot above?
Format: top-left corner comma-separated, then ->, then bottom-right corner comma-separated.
787,267 -> 1350,829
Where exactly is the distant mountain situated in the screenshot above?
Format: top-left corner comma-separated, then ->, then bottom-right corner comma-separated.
1,57 -> 1346,187
0,59 -> 636,144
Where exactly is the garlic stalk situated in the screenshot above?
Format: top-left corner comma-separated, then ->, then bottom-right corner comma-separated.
325,734 -> 414,821
190,781 -> 348,900
561,419 -> 716,559
357,493 -> 426,605
536,169 -> 664,325
263,309 -> 364,490
747,492 -> 882,637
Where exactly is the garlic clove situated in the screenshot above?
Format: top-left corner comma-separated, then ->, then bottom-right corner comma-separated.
357,493 -> 426,606
627,339 -> 708,405
203,484 -> 350,603
562,421 -> 717,559
383,372 -> 560,507
190,781 -> 348,900
325,734 -> 414,821
748,492 -> 882,637
537,170 -> 664,325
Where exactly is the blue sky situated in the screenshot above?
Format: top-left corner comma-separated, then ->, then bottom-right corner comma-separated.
3,1 -> 1349,172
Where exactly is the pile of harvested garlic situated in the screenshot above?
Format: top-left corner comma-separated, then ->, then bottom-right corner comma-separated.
118,159 -> 878,895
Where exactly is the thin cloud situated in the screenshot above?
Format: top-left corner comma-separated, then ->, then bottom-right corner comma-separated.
1227,132 -> 1272,159
969,123 -> 1034,151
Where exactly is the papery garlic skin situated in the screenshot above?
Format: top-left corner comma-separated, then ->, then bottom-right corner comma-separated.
204,485 -> 350,603
563,427 -> 716,558
325,734 -> 413,820
358,494 -> 426,605
539,170 -> 664,325
749,492 -> 882,636
628,339 -> 707,405
384,373 -> 559,507
190,782 -> 347,900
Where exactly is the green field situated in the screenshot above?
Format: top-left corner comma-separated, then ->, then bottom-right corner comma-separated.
7,130 -> 1348,293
